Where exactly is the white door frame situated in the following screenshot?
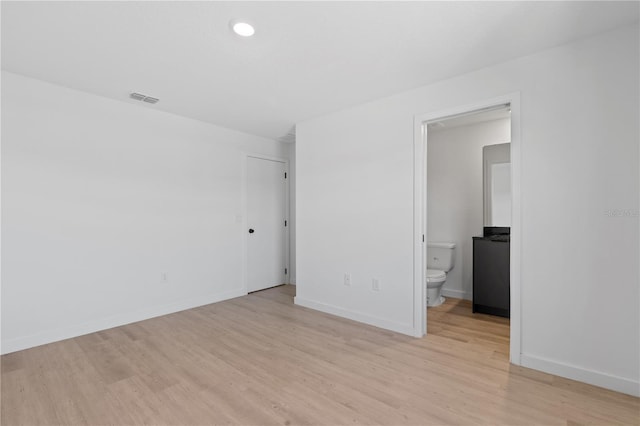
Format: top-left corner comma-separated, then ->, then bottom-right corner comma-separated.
413,93 -> 522,365
242,153 -> 290,294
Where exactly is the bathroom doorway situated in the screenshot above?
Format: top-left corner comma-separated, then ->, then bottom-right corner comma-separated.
413,94 -> 522,365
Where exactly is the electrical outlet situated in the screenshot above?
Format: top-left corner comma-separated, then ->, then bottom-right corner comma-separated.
372,278 -> 381,291
344,273 -> 351,286
161,272 -> 168,282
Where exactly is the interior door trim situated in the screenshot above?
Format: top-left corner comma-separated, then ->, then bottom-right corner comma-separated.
413,92 -> 522,367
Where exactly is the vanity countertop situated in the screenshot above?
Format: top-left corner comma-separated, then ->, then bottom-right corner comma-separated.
473,235 -> 510,242
476,226 -> 510,241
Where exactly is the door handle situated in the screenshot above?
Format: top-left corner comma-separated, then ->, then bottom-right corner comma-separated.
248,229 -> 255,234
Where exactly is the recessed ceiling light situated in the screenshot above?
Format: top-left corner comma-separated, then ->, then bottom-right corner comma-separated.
231,21 -> 255,37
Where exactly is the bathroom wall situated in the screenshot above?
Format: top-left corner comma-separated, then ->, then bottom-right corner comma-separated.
427,118 -> 510,300
296,25 -> 639,395
1,71 -> 291,354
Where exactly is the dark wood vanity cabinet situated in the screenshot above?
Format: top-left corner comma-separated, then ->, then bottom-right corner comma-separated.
473,236 -> 510,318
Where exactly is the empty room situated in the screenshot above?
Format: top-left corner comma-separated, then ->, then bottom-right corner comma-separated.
1,1 -> 639,425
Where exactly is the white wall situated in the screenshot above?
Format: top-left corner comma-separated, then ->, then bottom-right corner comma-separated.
427,119 -> 510,300
296,25 -> 639,395
1,71 -> 290,354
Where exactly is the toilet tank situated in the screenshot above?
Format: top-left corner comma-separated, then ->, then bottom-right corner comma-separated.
427,242 -> 456,272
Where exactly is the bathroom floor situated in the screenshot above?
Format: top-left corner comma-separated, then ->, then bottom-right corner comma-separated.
427,297 -> 510,361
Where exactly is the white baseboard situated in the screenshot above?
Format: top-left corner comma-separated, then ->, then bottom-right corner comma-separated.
294,297 -> 415,336
1,288 -> 247,355
442,288 -> 471,300
521,354 -> 639,397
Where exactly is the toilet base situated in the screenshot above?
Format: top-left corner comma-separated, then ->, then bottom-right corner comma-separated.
427,295 -> 445,307
427,286 -> 445,307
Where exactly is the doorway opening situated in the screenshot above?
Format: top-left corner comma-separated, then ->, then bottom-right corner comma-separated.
413,94 -> 522,365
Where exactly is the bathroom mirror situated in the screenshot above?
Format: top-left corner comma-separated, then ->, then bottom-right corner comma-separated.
483,143 -> 511,227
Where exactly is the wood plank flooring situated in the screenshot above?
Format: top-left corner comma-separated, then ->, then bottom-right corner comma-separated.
2,285 -> 639,425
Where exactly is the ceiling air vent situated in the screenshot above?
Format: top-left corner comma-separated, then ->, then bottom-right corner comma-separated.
129,92 -> 159,104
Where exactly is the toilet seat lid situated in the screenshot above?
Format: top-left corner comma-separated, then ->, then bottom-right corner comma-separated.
426,269 -> 446,280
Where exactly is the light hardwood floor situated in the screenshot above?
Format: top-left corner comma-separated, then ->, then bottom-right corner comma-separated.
2,285 -> 638,425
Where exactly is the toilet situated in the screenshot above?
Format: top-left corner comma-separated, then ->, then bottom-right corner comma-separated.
426,242 -> 456,307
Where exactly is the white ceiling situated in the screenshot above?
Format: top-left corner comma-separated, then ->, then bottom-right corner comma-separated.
2,1 -> 638,141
